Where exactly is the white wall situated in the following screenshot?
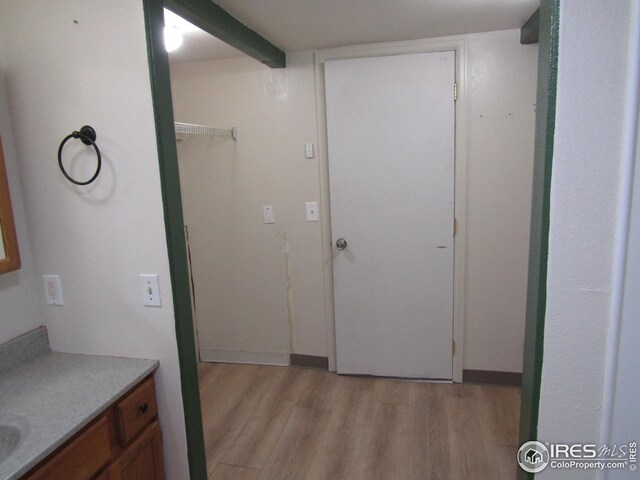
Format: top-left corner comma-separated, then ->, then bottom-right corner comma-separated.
537,1 -> 636,477
0,1 -> 189,479
171,51 -> 326,359
169,29 -> 537,373
464,30 -> 538,372
604,6 -> 640,478
606,73 -> 640,478
0,73 -> 43,344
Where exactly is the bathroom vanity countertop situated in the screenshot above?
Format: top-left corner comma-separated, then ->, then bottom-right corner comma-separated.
0,351 -> 158,480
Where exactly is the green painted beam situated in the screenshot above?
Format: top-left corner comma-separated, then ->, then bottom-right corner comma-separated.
164,0 -> 286,68
521,7 -> 540,44
142,0 -> 208,479
518,0 -> 559,479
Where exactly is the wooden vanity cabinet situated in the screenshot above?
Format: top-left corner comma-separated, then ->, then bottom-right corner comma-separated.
23,375 -> 165,480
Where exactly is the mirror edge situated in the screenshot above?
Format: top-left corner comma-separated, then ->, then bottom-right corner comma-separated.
0,133 -> 21,274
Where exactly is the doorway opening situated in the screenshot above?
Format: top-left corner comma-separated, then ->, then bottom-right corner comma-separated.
145,0 -> 552,478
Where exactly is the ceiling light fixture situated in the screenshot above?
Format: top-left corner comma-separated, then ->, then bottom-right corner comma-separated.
164,25 -> 183,52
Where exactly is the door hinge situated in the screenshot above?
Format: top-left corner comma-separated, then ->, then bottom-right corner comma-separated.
452,340 -> 456,356
453,218 -> 457,236
454,82 -> 458,101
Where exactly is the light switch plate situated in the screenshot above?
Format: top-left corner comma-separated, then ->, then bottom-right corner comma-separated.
43,275 -> 64,306
306,202 -> 319,222
140,274 -> 161,307
305,143 -> 315,159
263,205 -> 275,224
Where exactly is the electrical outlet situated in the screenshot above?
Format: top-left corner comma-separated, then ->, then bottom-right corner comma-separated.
43,275 -> 64,306
140,274 -> 161,307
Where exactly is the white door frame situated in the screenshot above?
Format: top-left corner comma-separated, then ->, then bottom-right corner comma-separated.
313,36 -> 468,382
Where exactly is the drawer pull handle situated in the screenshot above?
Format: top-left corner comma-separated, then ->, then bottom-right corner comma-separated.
139,403 -> 149,414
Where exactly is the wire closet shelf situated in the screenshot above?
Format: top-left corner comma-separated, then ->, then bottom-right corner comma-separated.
174,122 -> 237,140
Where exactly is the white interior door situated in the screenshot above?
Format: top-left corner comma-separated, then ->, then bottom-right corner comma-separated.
325,52 -> 455,379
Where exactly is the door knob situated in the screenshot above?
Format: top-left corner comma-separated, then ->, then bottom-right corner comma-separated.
336,238 -> 348,250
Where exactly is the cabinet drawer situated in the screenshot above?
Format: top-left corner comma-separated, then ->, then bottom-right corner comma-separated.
115,377 -> 158,445
25,416 -> 112,480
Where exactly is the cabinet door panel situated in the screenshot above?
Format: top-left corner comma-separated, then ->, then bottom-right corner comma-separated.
25,416 -> 111,480
95,469 -> 111,480
112,420 -> 165,480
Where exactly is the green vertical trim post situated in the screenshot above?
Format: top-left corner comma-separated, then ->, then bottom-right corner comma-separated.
143,0 -> 286,477
142,0 -> 208,478
518,0 -> 559,479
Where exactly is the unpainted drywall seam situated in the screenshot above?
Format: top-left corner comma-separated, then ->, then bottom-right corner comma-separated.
279,231 -> 296,353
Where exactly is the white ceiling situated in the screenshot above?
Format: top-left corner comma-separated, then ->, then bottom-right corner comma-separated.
168,0 -> 539,64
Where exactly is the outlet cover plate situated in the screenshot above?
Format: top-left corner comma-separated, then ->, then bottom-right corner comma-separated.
306,202 -> 319,222
43,275 -> 64,306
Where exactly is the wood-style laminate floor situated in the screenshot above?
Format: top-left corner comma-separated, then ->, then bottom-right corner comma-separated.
198,362 -> 521,480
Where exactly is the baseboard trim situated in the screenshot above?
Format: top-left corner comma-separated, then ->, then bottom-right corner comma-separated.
463,369 -> 522,386
199,348 -> 290,366
290,353 -> 329,370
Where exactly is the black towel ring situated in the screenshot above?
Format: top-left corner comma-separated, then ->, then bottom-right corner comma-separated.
57,125 -> 102,185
